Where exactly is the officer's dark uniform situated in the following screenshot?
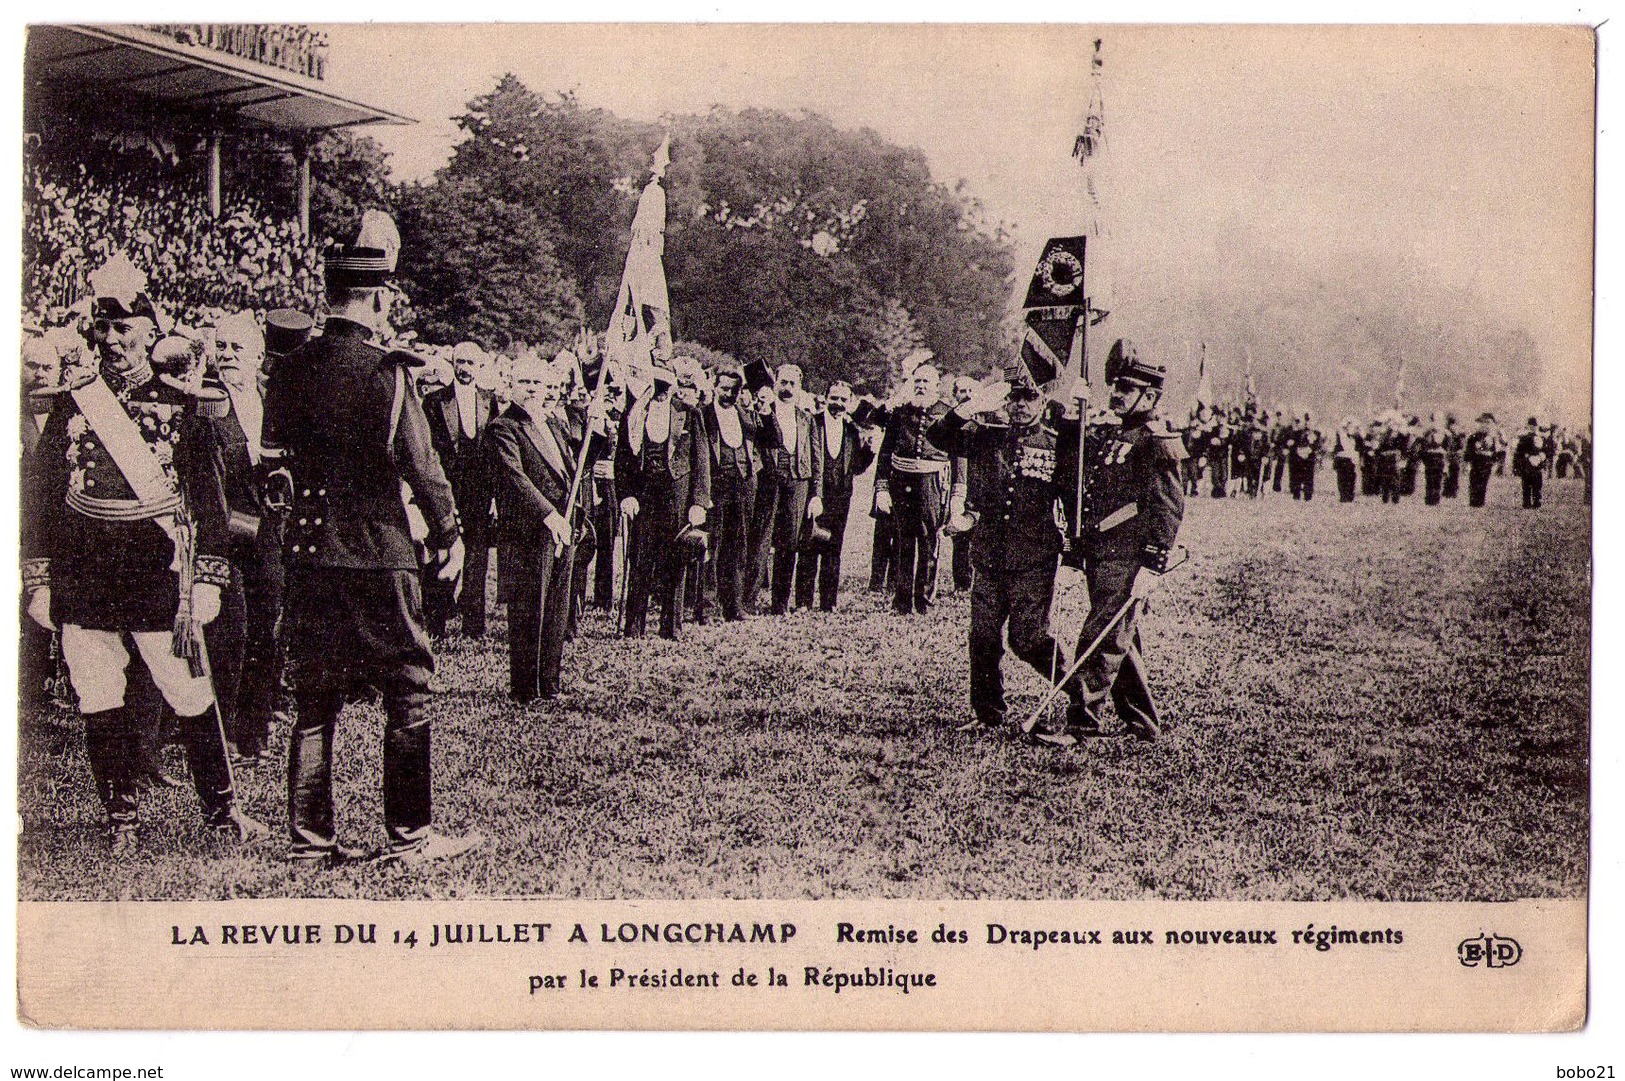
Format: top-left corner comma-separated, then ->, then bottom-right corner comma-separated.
747,399 -> 824,614
928,392 -> 1074,728
1513,423 -> 1546,509
23,321 -> 247,844
876,399 -> 952,614
263,300 -> 461,860
1286,421 -> 1322,500
1442,420 -> 1464,499
1419,423 -> 1447,505
1464,425 -> 1500,507
422,378 -> 496,637
1377,426 -> 1407,504
1205,420 -> 1231,497
1329,426 -> 1360,502
1050,342 -> 1186,741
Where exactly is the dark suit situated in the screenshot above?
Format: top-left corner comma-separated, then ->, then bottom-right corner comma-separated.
423,382 -> 496,636
20,399 -> 55,716
487,403 -> 600,700
746,400 -> 826,614
796,412 -> 873,611
616,395 -> 712,639
701,401 -> 759,621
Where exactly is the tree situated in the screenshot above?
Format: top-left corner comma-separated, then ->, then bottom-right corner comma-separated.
223,129 -> 392,242
394,177 -> 582,349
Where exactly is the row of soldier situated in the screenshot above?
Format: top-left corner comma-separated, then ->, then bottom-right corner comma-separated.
1179,402 -> 1590,508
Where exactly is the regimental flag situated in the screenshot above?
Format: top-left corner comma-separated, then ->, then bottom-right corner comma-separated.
1015,235 -> 1087,388
1243,345 -> 1257,404
605,135 -> 673,396
1393,355 -> 1406,412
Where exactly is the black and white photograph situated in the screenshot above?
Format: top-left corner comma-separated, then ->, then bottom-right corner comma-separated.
11,18 -> 1598,1035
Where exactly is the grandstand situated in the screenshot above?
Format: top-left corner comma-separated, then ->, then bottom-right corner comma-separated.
22,24 -> 412,328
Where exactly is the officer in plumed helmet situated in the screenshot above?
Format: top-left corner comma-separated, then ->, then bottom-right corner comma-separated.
22,254 -> 267,853
262,212 -> 478,867
1040,339 -> 1186,746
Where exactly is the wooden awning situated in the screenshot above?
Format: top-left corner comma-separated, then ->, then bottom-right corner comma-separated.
25,24 -> 414,131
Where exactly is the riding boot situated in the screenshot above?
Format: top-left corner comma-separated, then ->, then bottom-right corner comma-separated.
82,707 -> 139,837
177,702 -> 238,826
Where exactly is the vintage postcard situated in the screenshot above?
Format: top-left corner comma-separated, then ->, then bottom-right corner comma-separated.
14,21 -> 1593,1032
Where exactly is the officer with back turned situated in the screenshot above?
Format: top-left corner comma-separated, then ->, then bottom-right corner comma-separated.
262,213 -> 478,867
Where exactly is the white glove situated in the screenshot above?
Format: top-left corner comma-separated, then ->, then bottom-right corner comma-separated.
621,497 -> 640,520
191,583 -> 222,625
958,380 -> 1010,418
436,535 -> 466,583
544,511 -> 571,552
949,494 -> 967,519
806,496 -> 823,520
687,504 -> 707,527
26,587 -> 53,631
1130,567 -> 1157,602
874,489 -> 892,515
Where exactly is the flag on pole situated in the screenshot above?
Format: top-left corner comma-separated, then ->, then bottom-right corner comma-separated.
605,135 -> 673,396
1195,342 -> 1212,408
1015,236 -> 1087,390
1243,345 -> 1257,405
1393,356 -> 1406,412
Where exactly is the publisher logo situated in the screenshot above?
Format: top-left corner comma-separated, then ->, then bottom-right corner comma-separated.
1458,933 -> 1522,969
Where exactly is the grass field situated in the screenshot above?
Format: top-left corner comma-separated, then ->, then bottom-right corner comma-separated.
17,469 -> 1590,902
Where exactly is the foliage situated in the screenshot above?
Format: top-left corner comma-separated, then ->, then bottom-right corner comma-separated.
393,177 -> 583,350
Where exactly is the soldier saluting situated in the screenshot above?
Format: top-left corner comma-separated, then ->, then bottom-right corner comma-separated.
927,366 -> 1081,733
1040,340 -> 1186,746
262,213 -> 477,867
23,254 -> 267,854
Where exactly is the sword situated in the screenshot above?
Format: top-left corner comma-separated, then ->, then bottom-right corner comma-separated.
1022,544 -> 1190,735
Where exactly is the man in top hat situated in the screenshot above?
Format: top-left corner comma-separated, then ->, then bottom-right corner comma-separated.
422,340 -> 498,638
1513,416 -> 1547,509
616,351 -> 711,639
795,380 -> 875,612
487,353 -> 608,701
743,363 -> 825,615
23,254 -> 267,853
1464,412 -> 1502,508
1039,339 -> 1186,746
699,363 -> 760,622
262,213 -> 476,866
927,367 -> 1082,733
874,358 -> 952,615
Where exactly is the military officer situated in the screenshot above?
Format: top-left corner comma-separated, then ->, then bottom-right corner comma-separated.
1442,414 -> 1464,499
1039,340 -> 1186,746
875,360 -> 952,615
927,369 -> 1079,732
262,216 -> 477,867
1204,414 -> 1231,498
1286,413 -> 1322,500
1469,411 -> 1501,507
1513,416 -> 1547,509
945,375 -> 979,591
23,255 -> 266,853
1419,412 -> 1448,505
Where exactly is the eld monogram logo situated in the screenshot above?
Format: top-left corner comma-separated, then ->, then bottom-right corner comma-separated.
1458,933 -> 1522,969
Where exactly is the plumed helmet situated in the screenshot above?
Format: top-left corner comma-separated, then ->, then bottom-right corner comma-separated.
1104,338 -> 1165,389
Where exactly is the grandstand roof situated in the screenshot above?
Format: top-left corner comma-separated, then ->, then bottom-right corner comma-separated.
26,25 -> 414,132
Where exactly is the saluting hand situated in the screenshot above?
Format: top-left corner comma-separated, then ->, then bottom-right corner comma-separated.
958,380 -> 1010,418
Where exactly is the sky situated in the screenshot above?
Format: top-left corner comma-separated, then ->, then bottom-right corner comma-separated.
318,23 -> 1594,423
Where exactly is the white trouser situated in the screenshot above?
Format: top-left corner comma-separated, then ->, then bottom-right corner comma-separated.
59,624 -> 215,716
